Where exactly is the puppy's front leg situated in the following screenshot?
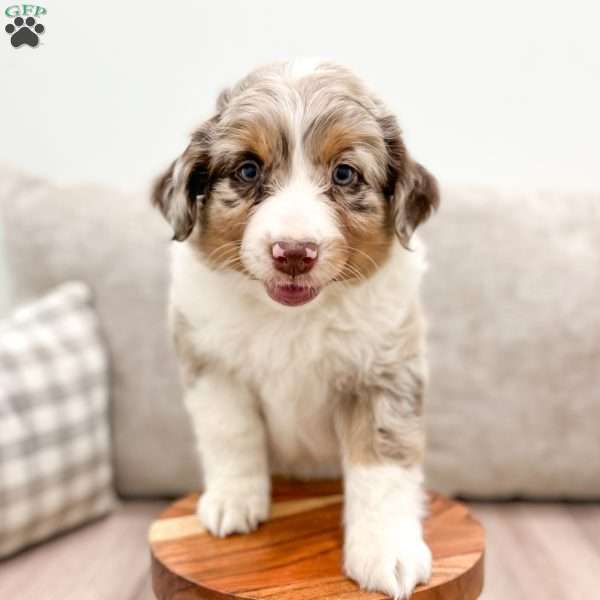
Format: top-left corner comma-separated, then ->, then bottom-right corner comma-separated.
336,381 -> 431,599
184,372 -> 270,537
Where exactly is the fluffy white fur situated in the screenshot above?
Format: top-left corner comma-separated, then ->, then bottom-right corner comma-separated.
344,464 -> 431,598
170,235 -> 429,597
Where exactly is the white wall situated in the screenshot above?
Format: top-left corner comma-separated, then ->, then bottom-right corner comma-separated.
1,0 -> 599,193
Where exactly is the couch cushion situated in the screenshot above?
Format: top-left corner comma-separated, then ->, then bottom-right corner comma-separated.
0,282 -> 114,557
1,166 -> 599,498
420,187 -> 600,498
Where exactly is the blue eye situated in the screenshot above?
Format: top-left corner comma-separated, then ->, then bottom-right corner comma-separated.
237,160 -> 261,183
332,164 -> 357,186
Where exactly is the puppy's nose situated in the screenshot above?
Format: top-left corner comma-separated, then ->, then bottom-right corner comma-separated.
272,241 -> 319,276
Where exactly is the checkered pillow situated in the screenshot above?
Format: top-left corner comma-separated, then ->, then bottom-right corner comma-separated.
0,282 -> 114,558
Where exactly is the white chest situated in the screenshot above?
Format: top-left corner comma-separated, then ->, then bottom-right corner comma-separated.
195,306 -> 356,477
258,364 -> 341,478
171,239 -> 426,478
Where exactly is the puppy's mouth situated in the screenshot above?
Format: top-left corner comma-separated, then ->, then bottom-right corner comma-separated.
265,282 -> 321,306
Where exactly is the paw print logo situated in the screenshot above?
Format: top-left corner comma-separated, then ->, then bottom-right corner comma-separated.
5,16 -> 45,48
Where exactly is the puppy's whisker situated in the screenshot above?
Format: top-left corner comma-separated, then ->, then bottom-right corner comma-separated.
343,245 -> 381,273
338,261 -> 368,283
206,241 -> 241,263
216,254 -> 244,272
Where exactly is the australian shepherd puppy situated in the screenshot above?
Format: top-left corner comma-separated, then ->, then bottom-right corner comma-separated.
152,60 -> 439,599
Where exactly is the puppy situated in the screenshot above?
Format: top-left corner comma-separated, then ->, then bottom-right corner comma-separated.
152,60 -> 439,600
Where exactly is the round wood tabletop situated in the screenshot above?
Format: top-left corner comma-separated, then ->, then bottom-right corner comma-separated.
149,480 -> 484,600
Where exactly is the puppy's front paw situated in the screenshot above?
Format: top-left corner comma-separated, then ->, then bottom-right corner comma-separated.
344,525 -> 431,599
197,479 -> 270,537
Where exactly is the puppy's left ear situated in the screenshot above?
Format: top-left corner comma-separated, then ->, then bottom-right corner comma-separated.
394,161 -> 440,247
151,128 -> 212,242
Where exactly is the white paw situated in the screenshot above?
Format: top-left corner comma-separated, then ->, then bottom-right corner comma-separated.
197,479 -> 270,537
344,526 -> 432,599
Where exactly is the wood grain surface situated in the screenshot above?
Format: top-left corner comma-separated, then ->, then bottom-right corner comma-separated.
149,480 -> 484,600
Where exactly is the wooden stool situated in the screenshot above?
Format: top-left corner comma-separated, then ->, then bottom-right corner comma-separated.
149,480 -> 484,599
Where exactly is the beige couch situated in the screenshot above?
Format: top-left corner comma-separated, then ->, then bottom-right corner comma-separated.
1,166 -> 599,499
1,166 -> 599,599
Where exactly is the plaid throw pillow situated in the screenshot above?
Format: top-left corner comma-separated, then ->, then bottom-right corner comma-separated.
0,282 -> 114,558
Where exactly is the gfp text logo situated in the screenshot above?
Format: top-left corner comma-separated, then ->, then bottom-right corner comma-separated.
5,4 -> 46,47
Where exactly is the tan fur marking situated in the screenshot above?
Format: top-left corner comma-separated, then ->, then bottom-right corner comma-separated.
193,193 -> 253,275
216,118 -> 280,166
309,122 -> 384,169
337,199 -> 395,281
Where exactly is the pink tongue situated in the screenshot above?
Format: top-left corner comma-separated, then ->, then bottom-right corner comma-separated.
267,284 -> 319,306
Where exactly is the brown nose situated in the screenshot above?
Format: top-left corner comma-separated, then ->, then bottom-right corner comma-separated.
272,241 -> 319,276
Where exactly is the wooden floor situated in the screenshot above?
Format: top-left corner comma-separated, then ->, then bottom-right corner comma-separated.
471,502 -> 600,600
1,500 -> 599,600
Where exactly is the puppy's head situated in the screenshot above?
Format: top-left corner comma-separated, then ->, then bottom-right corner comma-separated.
152,61 -> 439,307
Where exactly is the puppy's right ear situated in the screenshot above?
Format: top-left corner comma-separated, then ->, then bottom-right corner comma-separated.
151,125 -> 213,242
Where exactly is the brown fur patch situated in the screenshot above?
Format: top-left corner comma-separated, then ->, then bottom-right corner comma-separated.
306,118 -> 384,172
151,121 -> 215,242
193,184 -> 255,274
401,162 -> 441,242
335,192 -> 395,281
217,119 -> 286,169
377,114 -> 440,246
